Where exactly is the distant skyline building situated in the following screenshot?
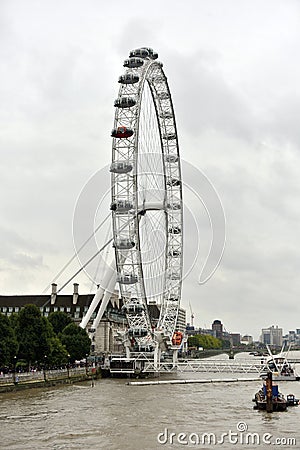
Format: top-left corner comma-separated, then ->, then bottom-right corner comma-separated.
229,333 -> 241,346
260,325 -> 283,347
176,308 -> 187,333
241,334 -> 253,345
212,319 -> 223,340
283,329 -> 300,347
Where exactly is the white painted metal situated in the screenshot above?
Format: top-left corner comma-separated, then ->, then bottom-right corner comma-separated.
111,48 -> 183,357
79,259 -> 116,329
143,359 -> 264,374
91,261 -> 118,330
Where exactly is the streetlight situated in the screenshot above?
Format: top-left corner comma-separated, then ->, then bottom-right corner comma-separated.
13,355 -> 17,384
67,354 -> 70,378
85,353 -> 89,375
43,355 -> 48,382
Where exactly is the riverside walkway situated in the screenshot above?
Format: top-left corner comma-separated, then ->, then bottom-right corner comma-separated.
0,367 -> 97,392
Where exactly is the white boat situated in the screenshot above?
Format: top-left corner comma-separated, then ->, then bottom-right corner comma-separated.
259,344 -> 300,381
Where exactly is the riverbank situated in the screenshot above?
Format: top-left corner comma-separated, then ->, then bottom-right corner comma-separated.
0,367 -> 100,393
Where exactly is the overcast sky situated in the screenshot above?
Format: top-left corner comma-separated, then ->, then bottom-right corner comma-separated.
1,0 -> 300,339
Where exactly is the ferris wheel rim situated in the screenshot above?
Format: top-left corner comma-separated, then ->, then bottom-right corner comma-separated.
111,48 -> 183,349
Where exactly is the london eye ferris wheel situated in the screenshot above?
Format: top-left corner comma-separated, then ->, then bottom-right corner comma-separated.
110,47 -> 183,354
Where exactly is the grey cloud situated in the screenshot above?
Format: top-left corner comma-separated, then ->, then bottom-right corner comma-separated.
1,0 -> 300,337
167,51 -> 259,142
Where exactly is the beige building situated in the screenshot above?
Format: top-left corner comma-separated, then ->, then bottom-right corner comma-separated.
0,284 -> 186,354
0,284 -> 126,355
260,325 -> 283,347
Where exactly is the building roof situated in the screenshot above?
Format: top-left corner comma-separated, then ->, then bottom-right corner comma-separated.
0,294 -> 94,308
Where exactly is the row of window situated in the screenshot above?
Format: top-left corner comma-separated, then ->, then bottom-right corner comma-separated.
0,305 -> 89,314
1,306 -> 20,313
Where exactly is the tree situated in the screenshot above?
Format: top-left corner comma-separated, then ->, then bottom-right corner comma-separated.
15,304 -> 54,367
188,334 -> 222,349
60,323 -> 91,362
48,337 -> 69,367
0,313 -> 19,367
48,311 -> 72,335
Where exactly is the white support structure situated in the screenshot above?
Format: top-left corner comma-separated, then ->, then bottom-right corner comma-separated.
79,259 -> 116,329
91,265 -> 118,329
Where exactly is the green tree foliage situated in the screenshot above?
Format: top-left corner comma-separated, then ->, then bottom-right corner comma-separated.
15,304 -> 54,366
188,334 -> 222,349
60,323 -> 91,362
9,312 -> 19,330
0,313 -> 19,367
1,306 -> 91,369
221,339 -> 231,349
48,337 -> 69,367
48,311 -> 72,335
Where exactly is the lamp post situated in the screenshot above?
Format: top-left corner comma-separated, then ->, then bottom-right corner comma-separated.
67,354 -> 70,378
85,353 -> 89,375
43,355 -> 48,382
13,355 -> 17,384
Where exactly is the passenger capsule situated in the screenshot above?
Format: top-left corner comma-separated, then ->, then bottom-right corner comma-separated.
165,154 -> 178,163
118,74 -> 139,84
139,47 -> 158,59
123,58 -> 144,68
169,226 -> 181,234
110,161 -> 133,174
172,331 -> 183,346
122,303 -> 144,314
129,48 -> 149,58
114,97 -> 136,108
168,250 -> 181,257
113,238 -> 135,250
117,273 -> 138,284
167,178 -> 181,187
128,328 -> 148,338
110,200 -> 133,213
133,344 -> 154,352
168,297 -> 179,302
163,132 -> 176,140
111,126 -> 134,138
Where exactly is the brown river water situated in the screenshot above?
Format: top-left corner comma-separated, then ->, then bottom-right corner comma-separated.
1,357 -> 300,449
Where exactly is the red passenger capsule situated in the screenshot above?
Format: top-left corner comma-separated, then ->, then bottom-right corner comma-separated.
111,127 -> 134,138
172,331 -> 183,346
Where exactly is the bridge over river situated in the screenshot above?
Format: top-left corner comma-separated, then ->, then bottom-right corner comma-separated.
109,356 -> 300,375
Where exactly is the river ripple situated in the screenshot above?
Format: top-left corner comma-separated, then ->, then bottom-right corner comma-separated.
1,364 -> 300,449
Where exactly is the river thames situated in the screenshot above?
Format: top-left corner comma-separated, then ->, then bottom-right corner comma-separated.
1,356 -> 300,449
